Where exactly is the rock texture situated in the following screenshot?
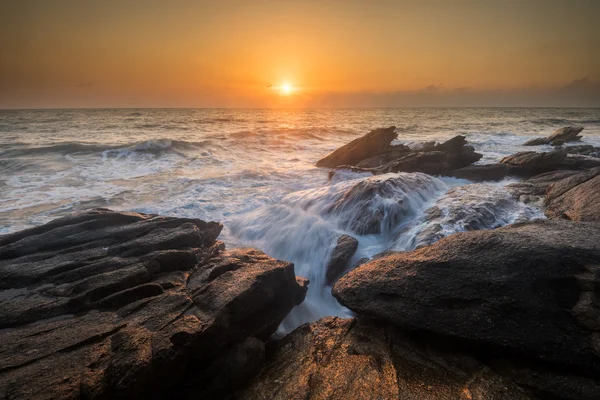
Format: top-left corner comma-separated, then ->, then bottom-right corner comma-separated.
238,317 -> 532,400
325,234 -> 358,286
500,150 -> 567,176
523,126 -> 584,146
0,209 -> 307,400
506,170 -> 580,203
323,134 -> 483,178
333,220 -> 600,398
315,126 -> 397,168
545,167 -> 600,221
451,163 -> 508,181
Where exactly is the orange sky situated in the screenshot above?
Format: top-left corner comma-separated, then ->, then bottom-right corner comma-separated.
1,0 -> 599,108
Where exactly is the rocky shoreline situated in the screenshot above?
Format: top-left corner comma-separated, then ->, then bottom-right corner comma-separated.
1,126 -> 600,399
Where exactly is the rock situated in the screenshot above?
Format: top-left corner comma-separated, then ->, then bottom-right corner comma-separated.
0,209 -> 307,399
333,220 -> 600,382
506,170 -> 580,203
325,234 -> 358,286
413,184 -> 539,247
545,167 -> 600,221
355,144 -> 411,168
562,144 -> 600,157
451,163 -> 508,181
500,150 -> 567,176
238,317 -> 533,400
523,126 -> 584,146
319,173 -> 445,235
316,126 -> 397,168
547,126 -> 584,144
523,137 -> 551,146
560,154 -> 600,170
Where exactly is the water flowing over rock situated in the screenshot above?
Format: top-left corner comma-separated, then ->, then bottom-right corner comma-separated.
545,166 -> 600,221
0,209 -> 307,399
315,126 -> 397,168
523,126 -> 584,146
333,220 -> 600,399
451,163 -> 508,181
229,172 -> 447,333
325,234 -> 358,286
238,317 -> 532,400
506,170 -> 580,203
411,184 -> 541,247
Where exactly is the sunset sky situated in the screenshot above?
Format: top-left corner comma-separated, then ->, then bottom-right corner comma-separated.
1,0 -> 599,108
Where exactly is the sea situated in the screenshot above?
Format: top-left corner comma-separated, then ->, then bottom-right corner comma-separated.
2,108 -> 599,332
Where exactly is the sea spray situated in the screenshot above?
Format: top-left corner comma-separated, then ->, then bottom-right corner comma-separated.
229,172 -> 449,333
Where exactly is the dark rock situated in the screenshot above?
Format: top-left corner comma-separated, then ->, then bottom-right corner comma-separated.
316,126 -> 397,168
452,163 -> 508,181
325,234 -> 358,286
333,220 -> 600,380
562,144 -> 600,157
355,144 -> 411,168
559,153 -> 600,170
506,170 -> 580,203
545,167 -> 600,221
523,126 -> 584,146
238,317 -> 533,400
0,209 -> 307,400
500,150 -> 567,176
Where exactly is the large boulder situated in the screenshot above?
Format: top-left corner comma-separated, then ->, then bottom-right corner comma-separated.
325,234 -> 358,286
451,163 -> 508,181
545,167 -> 600,221
523,126 -> 584,146
315,126 -> 397,168
333,221 -> 600,382
500,150 -> 567,176
0,209 -> 307,399
238,317 -> 532,400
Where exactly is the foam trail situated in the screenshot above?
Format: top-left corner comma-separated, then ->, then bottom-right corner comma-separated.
229,172 -> 448,333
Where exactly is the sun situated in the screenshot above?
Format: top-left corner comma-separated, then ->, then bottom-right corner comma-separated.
280,82 -> 294,95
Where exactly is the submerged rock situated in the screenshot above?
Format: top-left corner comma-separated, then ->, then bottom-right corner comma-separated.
238,317 -> 532,400
523,126 -> 584,146
413,184 -> 539,247
334,220 -> 600,384
325,234 -> 358,286
315,126 -> 397,168
545,166 -> 600,221
451,163 -> 508,181
0,209 -> 307,399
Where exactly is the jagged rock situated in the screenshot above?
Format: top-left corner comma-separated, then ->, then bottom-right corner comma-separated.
500,150 -> 567,176
324,134 -> 482,178
413,184 -> 539,247
523,126 -> 584,146
506,170 -> 580,203
333,220 -> 600,390
325,234 -> 358,286
545,167 -> 600,221
560,154 -> 600,170
0,209 -> 307,400
562,144 -> 600,157
451,163 -> 508,181
316,126 -> 397,168
238,317 -> 533,400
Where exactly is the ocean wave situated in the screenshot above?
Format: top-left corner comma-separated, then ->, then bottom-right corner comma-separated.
1,139 -> 213,158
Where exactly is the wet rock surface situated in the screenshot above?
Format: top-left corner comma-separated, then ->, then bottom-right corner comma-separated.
506,170 -> 580,203
545,166 -> 600,221
238,317 -> 532,400
523,126 -> 584,146
333,220 -> 600,398
322,130 -> 483,178
500,150 -> 567,176
316,126 -> 397,168
0,209 -> 307,400
325,234 -> 358,286
451,163 -> 508,181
